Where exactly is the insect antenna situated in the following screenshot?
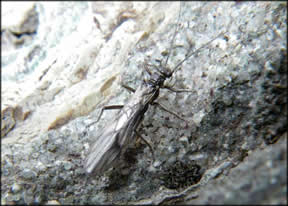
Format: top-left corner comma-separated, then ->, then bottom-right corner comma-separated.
172,30 -> 228,75
142,3 -> 183,79
163,2 -> 183,70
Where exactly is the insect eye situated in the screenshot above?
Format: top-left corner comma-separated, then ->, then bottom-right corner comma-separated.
163,68 -> 172,77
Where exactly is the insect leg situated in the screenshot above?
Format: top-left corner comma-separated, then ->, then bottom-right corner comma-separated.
86,105 -> 124,128
120,83 -> 136,93
135,130 -> 155,162
163,85 -> 194,93
152,101 -> 189,127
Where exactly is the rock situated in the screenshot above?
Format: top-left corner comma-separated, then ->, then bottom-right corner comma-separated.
45,200 -> 60,205
1,2 -> 38,51
1,106 -> 16,138
1,1 -> 286,205
182,135 -> 287,205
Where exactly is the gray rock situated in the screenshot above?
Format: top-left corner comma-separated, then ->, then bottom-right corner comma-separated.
182,136 -> 287,205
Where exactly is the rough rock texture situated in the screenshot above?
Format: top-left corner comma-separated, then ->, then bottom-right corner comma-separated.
182,135 -> 287,205
1,2 -> 39,52
1,2 -> 287,205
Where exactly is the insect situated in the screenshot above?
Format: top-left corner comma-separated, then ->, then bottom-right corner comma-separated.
84,2 -> 227,175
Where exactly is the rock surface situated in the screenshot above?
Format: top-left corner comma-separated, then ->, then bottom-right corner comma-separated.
1,2 -> 287,205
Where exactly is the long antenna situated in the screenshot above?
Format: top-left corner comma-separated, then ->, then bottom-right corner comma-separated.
163,2 -> 183,68
172,30 -> 228,74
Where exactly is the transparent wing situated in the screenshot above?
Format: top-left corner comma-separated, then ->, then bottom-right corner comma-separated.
85,124 -> 122,174
84,86 -> 150,174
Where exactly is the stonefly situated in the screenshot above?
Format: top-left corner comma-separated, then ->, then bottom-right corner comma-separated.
84,3 -> 227,175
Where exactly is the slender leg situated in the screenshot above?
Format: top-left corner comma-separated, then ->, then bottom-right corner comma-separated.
121,83 -> 136,93
135,130 -> 155,162
152,101 -> 189,127
163,85 -> 194,93
86,105 -> 124,128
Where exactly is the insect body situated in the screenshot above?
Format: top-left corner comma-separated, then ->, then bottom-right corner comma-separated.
85,68 -> 171,174
84,3 -> 227,175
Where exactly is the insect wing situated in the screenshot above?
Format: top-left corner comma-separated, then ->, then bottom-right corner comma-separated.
84,122 -> 121,174
84,91 -> 145,174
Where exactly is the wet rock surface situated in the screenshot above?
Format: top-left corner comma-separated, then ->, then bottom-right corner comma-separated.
1,2 -> 287,205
